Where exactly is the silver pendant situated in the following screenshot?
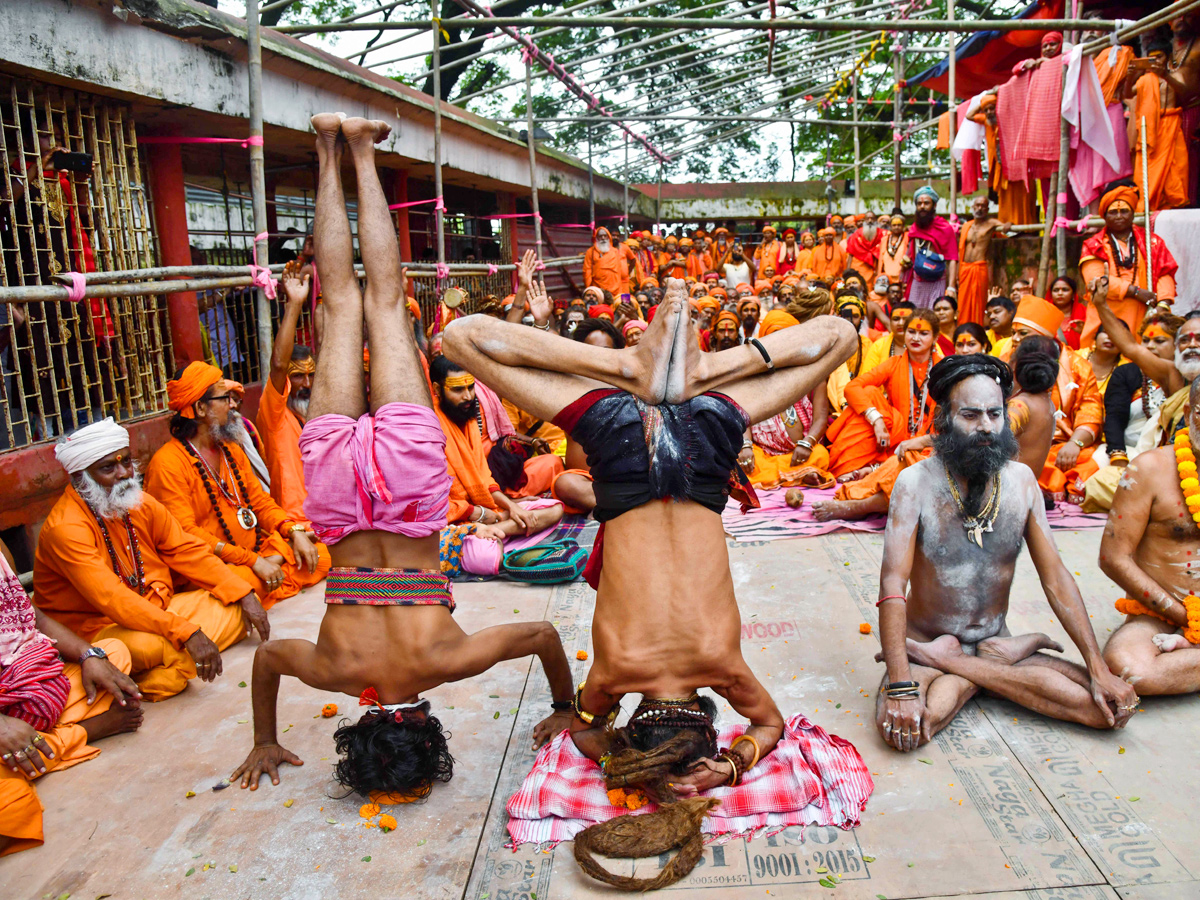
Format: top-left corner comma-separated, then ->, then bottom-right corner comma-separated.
965,520 -> 992,547
237,507 -> 258,531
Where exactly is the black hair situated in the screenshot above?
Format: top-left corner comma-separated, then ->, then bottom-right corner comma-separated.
332,703 -> 454,799
619,695 -> 719,771
1178,309 -> 1200,329
891,300 -> 916,314
429,354 -> 466,385
985,294 -> 1017,313
1013,335 -> 1059,394
841,269 -> 865,286
573,318 -> 626,349
1050,275 -> 1077,295
952,322 -> 992,353
934,294 -> 958,313
168,363 -> 216,440
1100,176 -> 1137,198
291,345 -> 314,362
928,353 -> 1014,407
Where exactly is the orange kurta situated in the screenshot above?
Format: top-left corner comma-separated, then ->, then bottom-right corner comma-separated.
435,394 -> 501,523
877,234 -> 908,285
145,439 -> 328,605
34,487 -> 253,647
1078,228 -> 1177,347
809,243 -> 849,284
754,239 -> 781,275
748,443 -> 833,490
825,353 -> 936,477
256,376 -> 307,523
0,637 -> 130,856
985,119 -> 1036,226
685,251 -> 713,280
1040,348 -> 1104,499
1131,73 -> 1189,213
582,247 -> 629,295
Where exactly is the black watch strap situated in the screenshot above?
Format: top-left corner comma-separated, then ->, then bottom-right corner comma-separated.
551,700 -> 573,712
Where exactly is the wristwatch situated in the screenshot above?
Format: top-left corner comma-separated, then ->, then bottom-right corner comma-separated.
79,646 -> 108,665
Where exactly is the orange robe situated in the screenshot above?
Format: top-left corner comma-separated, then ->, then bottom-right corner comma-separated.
1078,227 -> 1178,347
478,404 -> 564,502
582,247 -> 629,295
809,243 -> 849,284
985,119 -> 1036,226
825,354 -> 936,478
834,449 -> 930,503
33,487 -> 254,699
1095,45 -> 1133,106
145,439 -> 329,606
754,239 -> 781,275
0,637 -> 131,855
256,377 -> 307,523
686,250 -> 713,280
1131,73 -> 1189,213
657,251 -> 686,280
956,225 -> 990,327
876,234 -> 908,285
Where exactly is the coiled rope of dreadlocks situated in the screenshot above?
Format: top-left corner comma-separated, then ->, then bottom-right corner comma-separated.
572,732 -> 721,891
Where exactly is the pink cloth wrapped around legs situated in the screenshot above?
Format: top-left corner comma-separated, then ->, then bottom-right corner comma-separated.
300,402 -> 451,544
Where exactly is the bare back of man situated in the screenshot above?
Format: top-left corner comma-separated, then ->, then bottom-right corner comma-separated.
876,365 -> 1135,752
1009,389 -> 1056,477
1101,433 -> 1200,694
233,114 -> 573,793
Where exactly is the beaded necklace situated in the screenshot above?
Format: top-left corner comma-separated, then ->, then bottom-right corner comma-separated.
84,499 -> 147,595
183,440 -> 263,551
1109,232 -> 1137,271
907,356 -> 931,436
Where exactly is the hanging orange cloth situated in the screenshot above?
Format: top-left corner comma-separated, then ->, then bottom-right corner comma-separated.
1130,72 -> 1189,213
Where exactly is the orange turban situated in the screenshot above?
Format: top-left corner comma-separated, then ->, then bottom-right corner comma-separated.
758,310 -> 800,336
167,362 -> 224,417
710,286 -> 729,299
713,310 -> 740,331
738,296 -> 761,315
224,379 -> 245,397
753,279 -> 772,295
640,276 -> 660,288
979,94 -> 997,111
679,238 -> 694,249
818,227 -> 836,238
1099,185 -> 1138,216
408,297 -> 421,319
697,297 -> 721,312
1013,296 -> 1065,338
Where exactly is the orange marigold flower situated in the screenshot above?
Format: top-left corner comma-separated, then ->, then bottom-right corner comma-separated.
378,814 -> 397,832
576,650 -> 589,660
359,803 -> 380,819
321,703 -> 338,718
607,788 -> 628,806
859,623 -> 872,634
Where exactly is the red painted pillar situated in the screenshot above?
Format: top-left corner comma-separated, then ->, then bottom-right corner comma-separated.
144,138 -> 204,366
390,169 -> 412,262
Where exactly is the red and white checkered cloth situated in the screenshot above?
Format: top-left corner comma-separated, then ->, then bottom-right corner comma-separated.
505,714 -> 874,847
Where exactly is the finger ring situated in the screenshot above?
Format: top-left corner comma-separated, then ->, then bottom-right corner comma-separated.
901,731 -> 911,737
882,722 -> 893,733
13,750 -> 26,759
1,752 -> 12,761
23,744 -> 36,755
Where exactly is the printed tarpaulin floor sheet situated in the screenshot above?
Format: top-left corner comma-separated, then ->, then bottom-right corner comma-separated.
504,714 -> 873,847
722,487 -> 1108,543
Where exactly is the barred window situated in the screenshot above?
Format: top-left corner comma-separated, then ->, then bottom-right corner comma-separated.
0,76 -> 172,450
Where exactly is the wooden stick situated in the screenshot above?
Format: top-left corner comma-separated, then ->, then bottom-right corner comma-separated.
1139,115 -> 1154,293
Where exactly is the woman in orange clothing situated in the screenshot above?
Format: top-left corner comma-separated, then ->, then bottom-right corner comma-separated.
822,309 -> 941,480
876,215 -> 908,285
736,309 -> 835,489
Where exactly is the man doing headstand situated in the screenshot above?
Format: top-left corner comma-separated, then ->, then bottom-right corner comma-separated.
876,355 -> 1137,752
232,114 -> 574,797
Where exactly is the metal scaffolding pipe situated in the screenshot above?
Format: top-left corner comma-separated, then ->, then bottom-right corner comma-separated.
947,0 -> 956,218
272,16 -> 1120,36
432,1 -> 446,286
492,114 -> 908,125
524,59 -> 543,258
247,0 -> 273,370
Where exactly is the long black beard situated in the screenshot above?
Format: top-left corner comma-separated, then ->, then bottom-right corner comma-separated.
933,424 -> 1019,517
441,395 -> 479,428
915,209 -> 935,228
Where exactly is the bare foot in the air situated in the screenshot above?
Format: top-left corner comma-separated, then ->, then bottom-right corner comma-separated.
977,633 -> 1064,665
81,704 -> 144,742
905,634 -> 964,669
311,112 -> 346,143
341,116 -> 392,146
1152,632 -> 1194,653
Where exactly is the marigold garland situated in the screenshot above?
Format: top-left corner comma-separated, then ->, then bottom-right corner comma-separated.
1175,429 -> 1200,525
1115,596 -> 1200,643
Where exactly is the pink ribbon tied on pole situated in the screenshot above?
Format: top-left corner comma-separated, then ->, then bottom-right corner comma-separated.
487,264 -> 499,275
436,263 -> 450,282
137,135 -> 264,148
62,272 -> 87,303
249,231 -> 277,300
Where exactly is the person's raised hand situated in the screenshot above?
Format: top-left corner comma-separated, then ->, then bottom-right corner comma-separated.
517,248 -> 537,290
239,592 -> 271,642
233,743 -> 304,790
987,285 -> 1003,301
281,269 -> 309,306
252,555 -> 285,593
0,714 -> 54,777
531,709 -> 572,750
184,629 -> 223,682
527,279 -> 552,327
290,529 -> 320,574
81,654 -> 141,708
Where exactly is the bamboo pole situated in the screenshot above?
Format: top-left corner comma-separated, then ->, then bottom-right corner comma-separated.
893,33 -> 904,211
947,0 -> 957,223
1140,116 -> 1153,292
1054,9 -> 1075,278
852,71 -> 861,214
525,59 -> 543,259
432,1 -> 446,288
1036,171 -> 1058,296
246,0 -> 273,369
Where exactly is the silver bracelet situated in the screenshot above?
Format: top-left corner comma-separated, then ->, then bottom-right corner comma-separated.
742,439 -> 753,450
534,321 -> 551,331
864,407 -> 882,426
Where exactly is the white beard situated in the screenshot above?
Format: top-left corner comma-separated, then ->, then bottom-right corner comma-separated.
211,412 -> 249,446
862,224 -> 878,242
596,239 -> 611,252
1176,347 -> 1200,383
288,395 -> 311,420
77,470 -> 143,519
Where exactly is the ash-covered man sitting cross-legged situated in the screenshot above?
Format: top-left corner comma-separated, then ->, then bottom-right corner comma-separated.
875,354 -> 1137,752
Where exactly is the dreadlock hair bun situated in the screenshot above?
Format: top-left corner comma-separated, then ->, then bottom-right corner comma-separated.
1013,335 -> 1059,394
786,288 -> 833,323
573,797 -> 719,891
928,353 -> 1014,406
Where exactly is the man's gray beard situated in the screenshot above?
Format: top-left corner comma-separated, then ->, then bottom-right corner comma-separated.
1175,347 -> 1200,382
211,412 -> 249,445
288,395 -> 311,420
861,225 -> 877,241
596,240 -> 610,252
77,470 -> 143,519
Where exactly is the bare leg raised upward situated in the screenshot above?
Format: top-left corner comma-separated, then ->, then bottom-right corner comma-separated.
341,116 -> 430,413
307,113 -> 366,422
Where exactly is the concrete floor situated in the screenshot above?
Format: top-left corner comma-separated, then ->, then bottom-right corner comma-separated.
6,528 -> 1197,900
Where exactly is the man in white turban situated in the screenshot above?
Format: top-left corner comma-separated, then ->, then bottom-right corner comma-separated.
33,419 -> 265,701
